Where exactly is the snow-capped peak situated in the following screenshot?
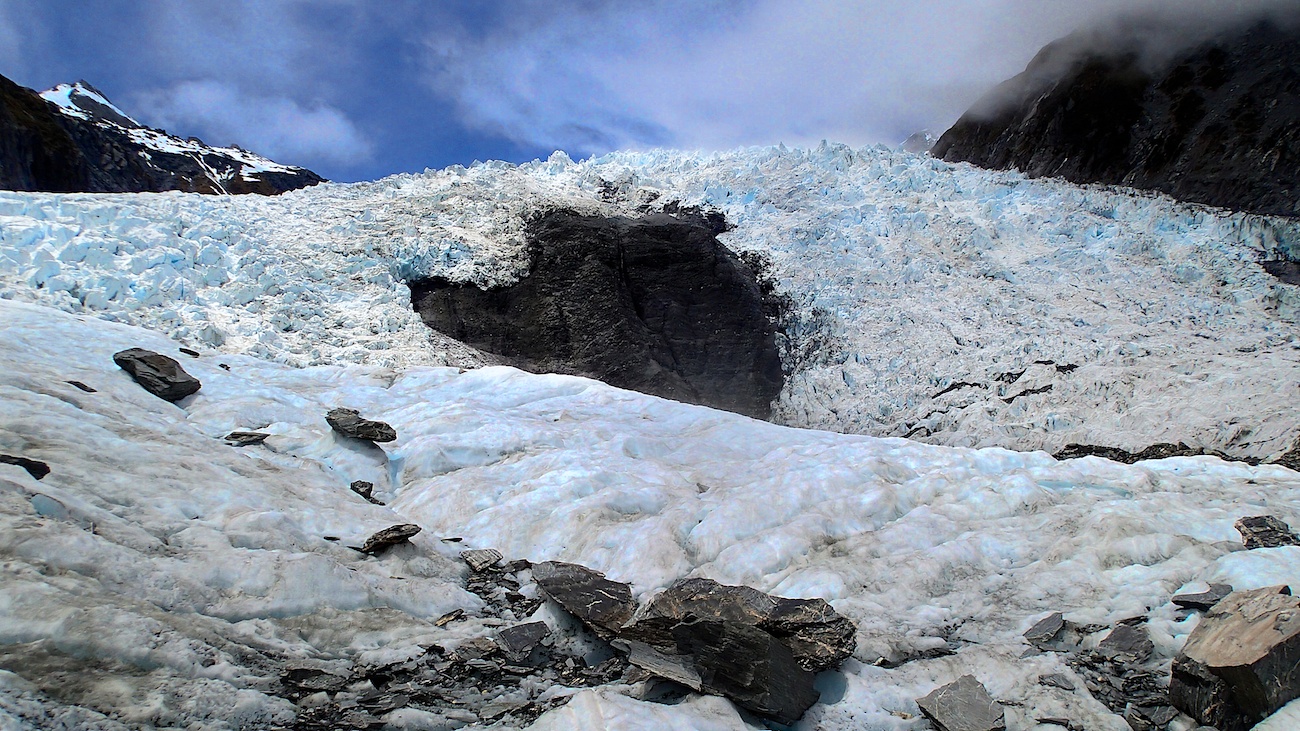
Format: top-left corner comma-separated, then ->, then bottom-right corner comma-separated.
40,80 -> 141,128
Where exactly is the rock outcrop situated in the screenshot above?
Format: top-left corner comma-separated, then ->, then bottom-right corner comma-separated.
1,75 -> 322,195
112,348 -> 201,402
409,208 -> 785,419
933,16 -> 1300,218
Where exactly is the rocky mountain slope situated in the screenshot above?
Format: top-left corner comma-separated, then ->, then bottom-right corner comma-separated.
933,17 -> 1300,218
0,75 -> 323,195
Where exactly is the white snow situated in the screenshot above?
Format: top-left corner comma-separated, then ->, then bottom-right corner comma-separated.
3,144 -> 1299,459
3,297 -> 1300,729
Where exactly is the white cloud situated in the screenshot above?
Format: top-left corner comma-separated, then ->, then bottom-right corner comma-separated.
131,80 -> 372,166
422,0 -> 1299,155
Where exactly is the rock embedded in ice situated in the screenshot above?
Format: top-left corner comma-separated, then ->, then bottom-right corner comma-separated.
359,523 -> 422,555
409,208 -> 785,419
916,675 -> 1006,731
630,577 -> 856,673
111,347 -> 201,402
1038,673 -> 1075,691
1171,585 -> 1300,730
0,454 -> 49,480
532,561 -> 635,640
1234,515 -> 1300,549
461,548 -> 503,573
65,380 -> 95,392
350,480 -> 385,505
325,407 -> 397,443
223,431 -> 270,447
1173,583 -> 1234,611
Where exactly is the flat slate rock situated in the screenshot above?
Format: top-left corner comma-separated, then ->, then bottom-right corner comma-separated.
65,380 -> 96,392
359,524 -> 421,555
532,561 -> 635,639
461,548 -> 503,573
916,675 -> 1006,731
1171,585 -> 1300,731
496,622 -> 551,659
113,347 -> 201,401
1098,624 -> 1153,663
224,431 -> 270,447
0,454 -> 49,480
634,577 -> 856,672
1234,515 -> 1300,549
1024,611 -> 1066,647
1173,584 -> 1234,611
325,408 -> 397,443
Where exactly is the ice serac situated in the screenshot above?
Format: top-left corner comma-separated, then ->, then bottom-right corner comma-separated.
409,208 -> 784,419
933,17 -> 1300,218
0,73 -> 322,195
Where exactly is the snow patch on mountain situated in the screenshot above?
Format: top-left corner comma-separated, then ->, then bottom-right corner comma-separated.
2,144 -> 1299,460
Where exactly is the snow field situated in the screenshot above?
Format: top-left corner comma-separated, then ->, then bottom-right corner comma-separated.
4,300 -> 1300,728
3,144 -> 1300,461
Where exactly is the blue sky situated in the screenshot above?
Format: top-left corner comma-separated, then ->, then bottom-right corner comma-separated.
1,0 -> 1290,182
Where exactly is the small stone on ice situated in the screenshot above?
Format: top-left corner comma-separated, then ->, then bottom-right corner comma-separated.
1024,612 -> 1065,647
1173,583 -> 1233,611
1234,515 -> 1300,549
224,431 -> 270,447
113,347 -> 201,402
326,407 -> 397,443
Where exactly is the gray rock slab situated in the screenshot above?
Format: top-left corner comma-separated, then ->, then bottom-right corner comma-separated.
359,524 -> 421,555
326,407 -> 397,443
1234,515 -> 1300,549
532,561 -> 634,639
916,675 -> 1006,731
113,347 -> 201,401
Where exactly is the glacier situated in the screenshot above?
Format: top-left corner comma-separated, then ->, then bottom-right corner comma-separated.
3,143 -> 1300,728
2,143 -> 1299,459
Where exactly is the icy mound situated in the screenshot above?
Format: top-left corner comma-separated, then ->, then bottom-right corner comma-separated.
2,144 -> 1299,457
6,299 -> 1300,729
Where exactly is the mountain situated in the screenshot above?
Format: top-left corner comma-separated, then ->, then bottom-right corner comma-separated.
0,75 -> 323,195
932,17 -> 1300,218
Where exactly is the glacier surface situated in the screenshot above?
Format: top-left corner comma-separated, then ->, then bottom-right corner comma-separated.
3,297 -> 1300,729
2,144 -> 1299,459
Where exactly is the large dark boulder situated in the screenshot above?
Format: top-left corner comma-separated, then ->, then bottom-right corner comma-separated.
112,348 -> 201,402
409,209 -> 785,419
631,577 -> 856,673
1171,586 -> 1300,730
933,16 -> 1300,218
0,74 -> 322,195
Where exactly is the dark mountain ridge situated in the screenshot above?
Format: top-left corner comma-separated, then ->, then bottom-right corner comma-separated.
0,74 -> 322,195
933,16 -> 1300,217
